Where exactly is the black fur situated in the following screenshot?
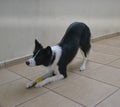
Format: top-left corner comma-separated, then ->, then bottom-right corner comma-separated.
58,22 -> 91,77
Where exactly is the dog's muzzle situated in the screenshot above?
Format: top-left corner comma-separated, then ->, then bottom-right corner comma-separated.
26,58 -> 36,66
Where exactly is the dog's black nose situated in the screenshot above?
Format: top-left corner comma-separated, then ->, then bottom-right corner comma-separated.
26,61 -> 30,65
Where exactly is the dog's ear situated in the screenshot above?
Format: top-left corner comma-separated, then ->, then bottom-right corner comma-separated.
35,39 -> 43,49
45,46 -> 52,55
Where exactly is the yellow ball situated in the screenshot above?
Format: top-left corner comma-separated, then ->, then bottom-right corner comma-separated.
35,77 -> 43,83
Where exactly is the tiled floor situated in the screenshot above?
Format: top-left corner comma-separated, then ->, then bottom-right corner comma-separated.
0,35 -> 120,107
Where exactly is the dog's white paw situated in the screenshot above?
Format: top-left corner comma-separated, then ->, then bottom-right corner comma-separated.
80,65 -> 86,71
26,81 -> 35,88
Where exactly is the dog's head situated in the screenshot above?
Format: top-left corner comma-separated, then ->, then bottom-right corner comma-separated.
26,39 -> 52,67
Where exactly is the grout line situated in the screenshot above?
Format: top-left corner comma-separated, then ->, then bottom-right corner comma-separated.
92,45 -> 120,57
15,90 -> 50,107
45,87 -> 86,107
76,72 -> 120,88
88,55 -> 120,68
106,57 -> 120,65
94,88 -> 120,107
89,57 -> 120,70
7,68 -> 32,81
0,77 -> 22,87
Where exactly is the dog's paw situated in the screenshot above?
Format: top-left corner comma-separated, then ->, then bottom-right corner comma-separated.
26,81 -> 35,89
80,65 -> 86,71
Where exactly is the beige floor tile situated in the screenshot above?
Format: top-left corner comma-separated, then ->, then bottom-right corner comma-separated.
92,43 -> 105,51
17,91 -> 83,107
92,44 -> 120,56
53,76 -> 117,107
96,90 -> 120,107
0,78 -> 48,107
8,63 -> 46,77
113,36 -> 120,40
109,59 -> 120,69
0,69 -> 21,85
89,51 -> 119,64
81,65 -> 120,87
96,37 -> 120,48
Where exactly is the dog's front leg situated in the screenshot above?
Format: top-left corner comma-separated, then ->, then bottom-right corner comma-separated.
26,71 -> 54,88
35,74 -> 64,88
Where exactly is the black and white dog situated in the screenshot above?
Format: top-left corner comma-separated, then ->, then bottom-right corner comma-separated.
26,22 -> 91,88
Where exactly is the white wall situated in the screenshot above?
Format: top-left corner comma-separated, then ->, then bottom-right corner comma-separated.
0,0 -> 120,62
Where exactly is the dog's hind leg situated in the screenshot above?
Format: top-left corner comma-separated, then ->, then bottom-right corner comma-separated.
79,42 -> 91,71
80,54 -> 88,71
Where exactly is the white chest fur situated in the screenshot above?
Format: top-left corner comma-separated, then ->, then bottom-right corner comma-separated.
51,45 -> 62,66
48,45 -> 62,74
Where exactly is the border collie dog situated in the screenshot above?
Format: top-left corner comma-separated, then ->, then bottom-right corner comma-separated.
26,22 -> 91,88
